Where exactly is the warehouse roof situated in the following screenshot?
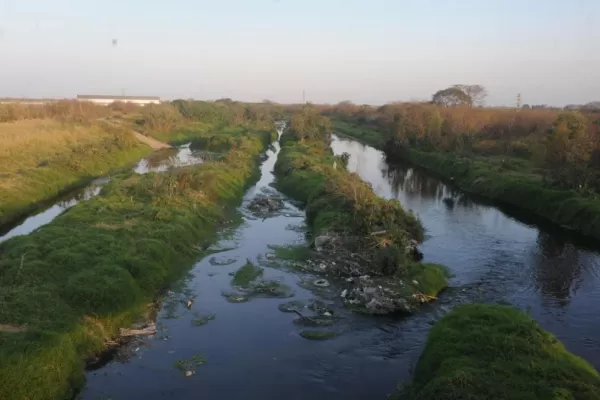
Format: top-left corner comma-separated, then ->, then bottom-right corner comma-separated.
76,95 -> 160,100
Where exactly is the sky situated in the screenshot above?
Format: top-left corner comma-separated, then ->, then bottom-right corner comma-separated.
1,0 -> 598,106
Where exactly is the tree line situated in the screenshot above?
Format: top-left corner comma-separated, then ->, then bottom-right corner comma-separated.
322,89 -> 600,192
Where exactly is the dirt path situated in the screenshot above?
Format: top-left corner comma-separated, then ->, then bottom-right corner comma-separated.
100,117 -> 171,150
133,131 -> 171,150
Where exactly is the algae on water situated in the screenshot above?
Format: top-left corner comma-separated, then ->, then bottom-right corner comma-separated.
232,260 -> 264,287
268,244 -> 310,261
299,330 -> 339,341
174,353 -> 207,375
191,314 -> 216,326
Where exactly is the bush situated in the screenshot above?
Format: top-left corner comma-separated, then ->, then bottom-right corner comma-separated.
64,264 -> 140,314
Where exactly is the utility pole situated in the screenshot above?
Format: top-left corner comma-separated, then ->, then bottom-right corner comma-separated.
302,90 -> 306,104
516,93 -> 522,109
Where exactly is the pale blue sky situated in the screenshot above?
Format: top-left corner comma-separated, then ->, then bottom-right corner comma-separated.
1,0 -> 598,106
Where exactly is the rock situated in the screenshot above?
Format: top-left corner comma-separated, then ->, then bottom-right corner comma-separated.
209,256 -> 238,266
191,314 -> 216,326
247,280 -> 294,298
293,316 -> 337,327
340,289 -> 348,298
314,235 -> 333,250
308,299 -> 334,315
248,194 -> 284,215
223,293 -> 249,303
343,278 -> 413,315
278,300 -> 306,313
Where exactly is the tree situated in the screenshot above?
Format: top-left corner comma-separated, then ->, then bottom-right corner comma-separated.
289,105 -> 331,141
431,87 -> 472,107
545,112 -> 591,188
452,84 -> 488,106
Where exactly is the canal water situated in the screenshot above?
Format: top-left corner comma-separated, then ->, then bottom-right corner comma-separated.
79,133 -> 600,400
0,144 -> 206,243
330,134 -> 600,369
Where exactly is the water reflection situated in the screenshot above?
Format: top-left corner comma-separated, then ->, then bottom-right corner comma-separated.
530,233 -> 584,307
134,143 -> 205,174
331,134 -> 600,367
0,184 -> 102,242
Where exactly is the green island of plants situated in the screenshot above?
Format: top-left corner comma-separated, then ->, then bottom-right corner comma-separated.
0,114 -> 275,400
394,304 -> 600,400
274,106 -> 448,311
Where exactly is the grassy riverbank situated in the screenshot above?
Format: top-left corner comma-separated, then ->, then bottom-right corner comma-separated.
332,119 -> 385,147
0,119 -> 151,227
333,118 -> 600,241
0,126 -> 274,400
274,113 -> 448,306
395,304 -> 600,399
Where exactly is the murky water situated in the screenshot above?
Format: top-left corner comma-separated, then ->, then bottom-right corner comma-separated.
133,144 -> 208,174
0,144 -> 204,243
79,133 -> 600,400
331,135 -> 600,369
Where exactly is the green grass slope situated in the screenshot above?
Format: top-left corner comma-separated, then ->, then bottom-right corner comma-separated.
396,304 -> 600,400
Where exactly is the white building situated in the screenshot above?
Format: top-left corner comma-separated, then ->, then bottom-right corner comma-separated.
76,95 -> 161,106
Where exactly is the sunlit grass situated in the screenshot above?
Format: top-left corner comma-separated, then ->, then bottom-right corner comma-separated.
396,304 -> 600,399
0,125 -> 273,400
0,119 -> 151,226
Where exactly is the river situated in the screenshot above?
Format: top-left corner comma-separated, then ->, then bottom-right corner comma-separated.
78,133 -> 600,400
330,135 -> 600,367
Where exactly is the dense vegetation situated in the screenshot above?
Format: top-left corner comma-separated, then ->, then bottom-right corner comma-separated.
0,121 -> 275,400
135,99 -> 282,144
0,114 -> 150,227
395,304 -> 600,400
0,99 -> 282,229
325,94 -> 600,239
275,105 -> 448,299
